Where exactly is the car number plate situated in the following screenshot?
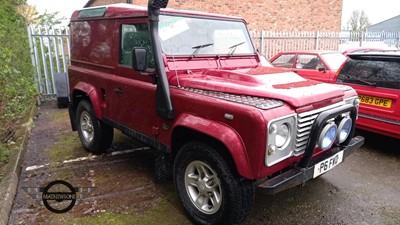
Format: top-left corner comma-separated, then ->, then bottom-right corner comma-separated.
359,95 -> 392,108
313,151 -> 344,178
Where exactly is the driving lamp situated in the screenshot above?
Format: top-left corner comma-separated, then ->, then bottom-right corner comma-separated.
319,122 -> 337,150
337,117 -> 352,143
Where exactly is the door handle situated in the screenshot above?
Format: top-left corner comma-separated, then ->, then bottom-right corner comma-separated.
113,88 -> 124,95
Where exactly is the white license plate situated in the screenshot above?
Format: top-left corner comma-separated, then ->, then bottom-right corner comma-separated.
313,151 -> 344,178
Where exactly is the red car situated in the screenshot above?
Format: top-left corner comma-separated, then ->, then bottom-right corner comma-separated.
270,50 -> 347,83
336,52 -> 400,139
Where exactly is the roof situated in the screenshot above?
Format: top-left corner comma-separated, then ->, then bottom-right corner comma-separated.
72,3 -> 244,22
367,15 -> 400,32
348,51 -> 400,58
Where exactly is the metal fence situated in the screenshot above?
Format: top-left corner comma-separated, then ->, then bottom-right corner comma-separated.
27,25 -> 400,98
251,30 -> 400,58
27,25 -> 71,100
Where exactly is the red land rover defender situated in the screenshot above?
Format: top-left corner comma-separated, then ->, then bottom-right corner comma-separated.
68,1 -> 364,224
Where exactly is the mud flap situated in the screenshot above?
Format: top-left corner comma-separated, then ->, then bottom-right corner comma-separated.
154,153 -> 172,182
54,72 -> 69,108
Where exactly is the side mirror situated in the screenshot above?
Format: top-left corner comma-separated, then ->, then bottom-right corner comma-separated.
132,47 -> 148,71
318,67 -> 326,72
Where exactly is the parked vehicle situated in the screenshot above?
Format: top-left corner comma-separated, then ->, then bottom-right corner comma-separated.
336,52 -> 400,139
342,47 -> 383,56
68,1 -> 364,224
270,51 -> 347,83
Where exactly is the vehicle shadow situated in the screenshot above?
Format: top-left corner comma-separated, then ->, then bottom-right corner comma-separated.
355,129 -> 400,156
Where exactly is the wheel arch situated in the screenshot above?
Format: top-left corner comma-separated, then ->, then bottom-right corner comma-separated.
171,114 -> 254,179
71,82 -> 103,119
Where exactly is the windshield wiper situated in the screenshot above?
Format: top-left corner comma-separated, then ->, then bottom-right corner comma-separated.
228,42 -> 245,56
346,74 -> 376,87
191,43 -> 214,58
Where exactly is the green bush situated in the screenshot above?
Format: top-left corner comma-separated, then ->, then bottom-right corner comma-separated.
0,0 -> 36,163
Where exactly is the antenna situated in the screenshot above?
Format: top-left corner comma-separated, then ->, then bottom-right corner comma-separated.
170,43 -> 181,88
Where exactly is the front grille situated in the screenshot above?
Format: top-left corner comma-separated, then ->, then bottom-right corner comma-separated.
294,102 -> 345,155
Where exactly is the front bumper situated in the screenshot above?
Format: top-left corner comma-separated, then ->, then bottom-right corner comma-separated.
258,136 -> 364,194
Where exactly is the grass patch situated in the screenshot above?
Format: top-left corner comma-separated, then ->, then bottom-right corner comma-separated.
0,144 -> 9,164
112,130 -> 131,144
380,206 -> 400,225
51,109 -> 69,124
48,191 -> 190,225
47,132 -> 88,163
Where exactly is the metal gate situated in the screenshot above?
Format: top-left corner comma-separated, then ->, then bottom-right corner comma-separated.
27,25 -> 71,102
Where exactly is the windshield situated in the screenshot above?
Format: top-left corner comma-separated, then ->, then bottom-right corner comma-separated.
159,15 -> 255,56
320,52 -> 347,70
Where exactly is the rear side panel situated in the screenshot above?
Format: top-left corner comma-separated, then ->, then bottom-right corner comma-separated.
336,55 -> 400,138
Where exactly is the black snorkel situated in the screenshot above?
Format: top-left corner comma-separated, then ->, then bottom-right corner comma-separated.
148,0 -> 175,119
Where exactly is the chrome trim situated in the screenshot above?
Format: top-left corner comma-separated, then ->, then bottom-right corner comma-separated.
295,101 -> 345,155
359,113 -> 400,126
266,114 -> 296,166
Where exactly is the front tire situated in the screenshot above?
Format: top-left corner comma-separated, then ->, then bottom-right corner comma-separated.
76,100 -> 113,153
174,142 -> 254,225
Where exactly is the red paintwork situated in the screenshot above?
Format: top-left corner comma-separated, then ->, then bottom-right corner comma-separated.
269,50 -> 346,83
70,4 -> 245,23
166,66 -> 344,108
336,58 -> 400,139
73,81 -> 104,119
172,113 -> 253,178
69,4 -> 359,179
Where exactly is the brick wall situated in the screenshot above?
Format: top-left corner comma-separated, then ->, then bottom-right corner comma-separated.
86,0 -> 342,32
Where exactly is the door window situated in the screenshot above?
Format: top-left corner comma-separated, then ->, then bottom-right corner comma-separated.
271,54 -> 295,68
297,54 -> 323,70
119,24 -> 155,68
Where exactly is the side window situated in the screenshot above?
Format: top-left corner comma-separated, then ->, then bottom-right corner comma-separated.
271,54 -> 295,68
337,58 -> 400,89
297,54 -> 323,70
119,24 -> 155,68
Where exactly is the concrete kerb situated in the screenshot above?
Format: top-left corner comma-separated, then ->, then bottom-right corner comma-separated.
0,104 -> 36,225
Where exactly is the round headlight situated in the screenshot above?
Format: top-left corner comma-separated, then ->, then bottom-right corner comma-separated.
319,123 -> 337,150
337,117 -> 352,143
275,123 -> 290,149
354,97 -> 360,107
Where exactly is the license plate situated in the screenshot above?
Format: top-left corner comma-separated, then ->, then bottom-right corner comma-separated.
359,95 -> 392,108
313,151 -> 344,178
